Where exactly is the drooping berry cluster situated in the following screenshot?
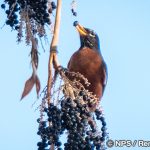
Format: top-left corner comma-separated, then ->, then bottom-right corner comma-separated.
37,89 -> 108,150
1,0 -> 57,29
37,103 -> 64,150
37,120 -> 49,150
61,97 -> 90,150
1,1 -> 20,29
95,109 -> 107,143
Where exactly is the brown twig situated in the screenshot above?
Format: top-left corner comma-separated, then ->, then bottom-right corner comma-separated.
47,0 -> 62,105
47,0 -> 62,150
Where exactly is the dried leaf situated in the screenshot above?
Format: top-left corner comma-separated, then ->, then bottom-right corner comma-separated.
35,75 -> 41,97
21,75 -> 35,100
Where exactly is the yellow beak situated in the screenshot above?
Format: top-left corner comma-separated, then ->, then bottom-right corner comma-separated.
75,24 -> 88,36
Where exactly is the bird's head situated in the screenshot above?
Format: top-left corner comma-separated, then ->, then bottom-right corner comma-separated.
74,21 -> 100,51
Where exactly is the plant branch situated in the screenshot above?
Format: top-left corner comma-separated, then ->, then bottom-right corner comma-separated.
47,0 -> 62,105
47,0 -> 62,150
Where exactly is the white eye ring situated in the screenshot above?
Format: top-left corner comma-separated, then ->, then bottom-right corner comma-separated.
89,33 -> 95,37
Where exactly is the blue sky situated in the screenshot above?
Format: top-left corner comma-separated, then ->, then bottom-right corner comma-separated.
0,0 -> 150,150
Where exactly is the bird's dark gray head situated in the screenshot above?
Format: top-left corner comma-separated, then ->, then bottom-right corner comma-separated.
74,21 -> 100,51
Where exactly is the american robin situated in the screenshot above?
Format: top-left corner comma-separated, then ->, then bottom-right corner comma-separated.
67,21 -> 108,111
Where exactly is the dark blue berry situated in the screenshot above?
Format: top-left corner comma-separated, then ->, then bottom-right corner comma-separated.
44,107 -> 48,112
37,142 -> 42,146
1,4 -> 5,9
14,20 -> 19,24
6,20 -> 11,25
48,117 -> 52,122
102,121 -> 107,126
71,9 -> 74,13
95,109 -> 101,114
37,131 -> 41,135
100,116 -> 105,122
51,1 -> 56,9
15,26 -> 19,30
101,126 -> 106,132
79,90 -> 84,96
100,137 -> 105,142
55,141 -> 62,146
86,131 -> 92,135
73,12 -> 77,16
96,144 -> 101,150
88,103 -> 94,108
48,140 -> 52,145
102,131 -> 107,137
14,6 -> 20,12
5,10 -> 10,15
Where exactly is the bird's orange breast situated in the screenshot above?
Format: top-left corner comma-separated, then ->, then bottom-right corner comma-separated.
68,47 -> 104,103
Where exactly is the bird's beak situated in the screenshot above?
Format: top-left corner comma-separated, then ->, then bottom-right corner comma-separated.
74,22 -> 88,36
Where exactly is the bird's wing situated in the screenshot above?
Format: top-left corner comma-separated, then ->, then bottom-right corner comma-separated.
67,59 -> 71,69
67,52 -> 77,70
102,61 -> 108,94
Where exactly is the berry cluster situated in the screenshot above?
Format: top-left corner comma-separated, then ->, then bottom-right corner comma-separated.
95,109 -> 107,142
1,1 -> 20,29
1,0 -> 57,29
37,89 -> 108,150
61,97 -> 89,150
37,103 -> 63,150
37,120 -> 49,150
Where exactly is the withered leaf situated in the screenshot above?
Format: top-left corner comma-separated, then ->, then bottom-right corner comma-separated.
21,75 -> 35,100
35,75 -> 41,97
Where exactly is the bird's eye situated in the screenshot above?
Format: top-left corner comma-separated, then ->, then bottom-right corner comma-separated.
89,32 -> 95,37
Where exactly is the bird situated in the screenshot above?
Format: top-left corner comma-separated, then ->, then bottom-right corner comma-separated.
67,21 -> 108,111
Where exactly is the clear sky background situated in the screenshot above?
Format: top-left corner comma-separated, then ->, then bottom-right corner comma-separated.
0,0 -> 150,150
